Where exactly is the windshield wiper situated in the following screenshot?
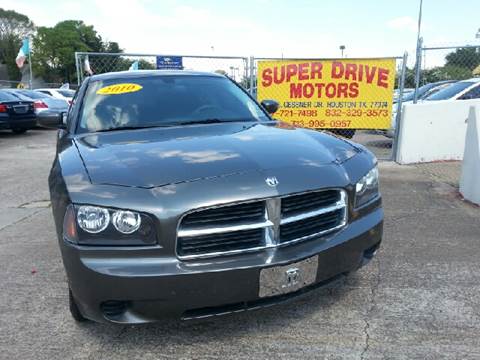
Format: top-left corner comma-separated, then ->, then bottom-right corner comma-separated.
95,125 -> 168,133
176,118 -> 255,126
95,119 -> 255,132
176,118 -> 226,126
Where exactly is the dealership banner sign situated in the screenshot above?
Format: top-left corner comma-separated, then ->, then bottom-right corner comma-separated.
156,56 -> 183,70
257,58 -> 396,129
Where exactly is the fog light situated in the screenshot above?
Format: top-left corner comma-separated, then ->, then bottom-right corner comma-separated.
77,206 -> 110,233
112,210 -> 141,234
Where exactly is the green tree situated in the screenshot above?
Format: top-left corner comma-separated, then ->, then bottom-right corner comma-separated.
32,20 -> 122,83
138,59 -> 155,70
104,41 -> 121,53
398,67 -> 416,88
423,65 -> 472,82
445,47 -> 480,71
0,8 -> 35,82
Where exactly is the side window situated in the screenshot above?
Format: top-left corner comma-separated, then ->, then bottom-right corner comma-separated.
66,89 -> 80,130
459,85 -> 480,100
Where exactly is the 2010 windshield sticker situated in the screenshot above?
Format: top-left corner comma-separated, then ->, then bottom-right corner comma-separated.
96,83 -> 142,95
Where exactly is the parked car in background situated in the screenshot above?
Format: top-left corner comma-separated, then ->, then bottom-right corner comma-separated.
384,80 -> 462,138
0,90 -> 36,134
396,80 -> 457,104
3,89 -> 69,126
393,88 -> 414,103
414,80 -> 457,100
423,78 -> 480,101
36,88 -> 75,105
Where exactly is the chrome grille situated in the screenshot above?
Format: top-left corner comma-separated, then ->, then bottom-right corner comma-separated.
280,208 -> 344,243
281,190 -> 340,217
181,201 -> 265,228
177,189 -> 347,259
178,228 -> 264,257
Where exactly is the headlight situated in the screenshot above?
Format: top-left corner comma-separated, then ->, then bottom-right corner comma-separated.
112,210 -> 141,234
355,166 -> 379,207
77,206 -> 110,233
66,205 -> 156,246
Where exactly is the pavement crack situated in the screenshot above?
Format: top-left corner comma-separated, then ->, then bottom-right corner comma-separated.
0,207 -> 48,232
18,199 -> 51,209
360,258 -> 381,360
360,320 -> 371,360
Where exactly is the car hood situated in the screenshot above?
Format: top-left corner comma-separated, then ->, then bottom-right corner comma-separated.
74,122 -> 360,188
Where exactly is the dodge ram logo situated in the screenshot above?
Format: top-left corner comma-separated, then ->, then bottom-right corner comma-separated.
265,176 -> 279,187
283,268 -> 300,288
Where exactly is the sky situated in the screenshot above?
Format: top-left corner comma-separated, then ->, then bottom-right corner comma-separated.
3,0 -> 480,66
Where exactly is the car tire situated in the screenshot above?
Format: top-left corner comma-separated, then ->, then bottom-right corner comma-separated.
11,129 -> 27,134
69,288 -> 87,322
329,129 -> 356,139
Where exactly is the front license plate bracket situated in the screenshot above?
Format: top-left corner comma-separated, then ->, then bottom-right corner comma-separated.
259,255 -> 319,298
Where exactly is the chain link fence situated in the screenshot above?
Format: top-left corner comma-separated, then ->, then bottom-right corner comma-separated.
0,80 -> 73,89
74,52 -> 407,160
421,45 -> 480,83
413,44 -> 480,101
75,52 -> 249,88
0,80 -> 62,89
0,80 -> 23,89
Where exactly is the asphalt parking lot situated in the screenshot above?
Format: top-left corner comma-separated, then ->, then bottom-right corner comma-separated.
1,129 -> 479,360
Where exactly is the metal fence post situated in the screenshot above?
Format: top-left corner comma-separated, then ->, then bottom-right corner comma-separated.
413,37 -> 423,104
74,52 -> 81,86
244,58 -> 248,88
392,52 -> 408,161
249,56 -> 255,96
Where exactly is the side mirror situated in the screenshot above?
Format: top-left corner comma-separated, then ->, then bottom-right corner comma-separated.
261,99 -> 279,114
37,112 -> 67,129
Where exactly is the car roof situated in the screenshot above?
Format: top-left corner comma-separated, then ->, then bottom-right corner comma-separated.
458,77 -> 480,83
432,80 -> 457,85
3,88 -> 37,92
88,70 -> 225,82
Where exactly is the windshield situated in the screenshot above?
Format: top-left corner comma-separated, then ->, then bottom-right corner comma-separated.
0,92 -> 21,102
420,83 -> 453,99
424,81 -> 474,101
78,75 -> 269,133
401,83 -> 440,102
16,90 -> 49,100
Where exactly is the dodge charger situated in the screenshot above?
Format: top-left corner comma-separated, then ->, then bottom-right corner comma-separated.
43,70 -> 383,324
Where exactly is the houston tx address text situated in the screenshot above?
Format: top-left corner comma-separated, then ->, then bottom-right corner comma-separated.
258,59 -> 396,129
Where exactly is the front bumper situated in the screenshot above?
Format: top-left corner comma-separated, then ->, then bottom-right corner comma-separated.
36,110 -> 63,120
0,116 -> 36,130
61,202 -> 383,324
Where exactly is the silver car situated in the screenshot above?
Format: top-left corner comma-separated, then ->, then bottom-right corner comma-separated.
5,90 -> 69,124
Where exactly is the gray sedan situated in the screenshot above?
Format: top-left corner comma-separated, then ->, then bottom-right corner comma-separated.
4,89 -> 69,124
42,71 -> 382,324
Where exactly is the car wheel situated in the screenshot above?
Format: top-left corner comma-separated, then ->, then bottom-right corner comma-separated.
69,288 -> 87,322
11,129 -> 27,134
329,129 -> 356,139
